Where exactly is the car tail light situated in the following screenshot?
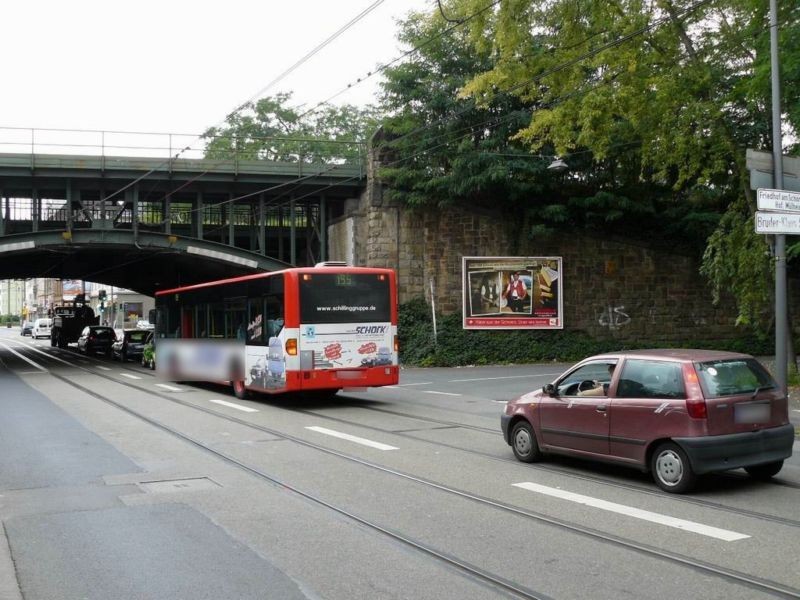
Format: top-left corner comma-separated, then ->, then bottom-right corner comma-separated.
89,334 -> 96,341
682,363 -> 707,419
286,338 -> 298,356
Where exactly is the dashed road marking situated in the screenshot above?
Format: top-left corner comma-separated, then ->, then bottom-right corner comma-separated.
423,390 -> 461,397
120,373 -> 141,380
155,383 -> 183,392
96,366 -> 112,371
306,426 -> 398,450
394,382 -> 434,387
512,482 -> 749,542
449,373 -> 562,382
210,398 -> 259,413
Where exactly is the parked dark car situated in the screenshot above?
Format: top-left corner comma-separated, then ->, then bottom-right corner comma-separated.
77,326 -> 117,356
501,349 -> 794,493
20,321 -> 33,336
111,329 -> 152,361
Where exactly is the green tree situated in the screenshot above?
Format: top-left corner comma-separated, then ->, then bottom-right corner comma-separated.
379,5 -> 724,250
451,0 -> 800,326
203,92 -> 380,165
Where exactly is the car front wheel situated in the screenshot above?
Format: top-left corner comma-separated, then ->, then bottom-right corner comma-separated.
511,421 -> 541,463
745,460 -> 784,481
651,442 -> 697,493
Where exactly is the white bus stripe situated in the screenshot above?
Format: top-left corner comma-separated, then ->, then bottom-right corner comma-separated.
305,426 -> 398,450
210,399 -> 259,413
512,482 -> 749,542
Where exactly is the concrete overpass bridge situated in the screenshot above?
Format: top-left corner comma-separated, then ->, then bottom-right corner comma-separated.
0,128 -> 366,295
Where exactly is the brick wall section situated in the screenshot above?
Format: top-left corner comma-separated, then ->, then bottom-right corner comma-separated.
327,147 -> 768,344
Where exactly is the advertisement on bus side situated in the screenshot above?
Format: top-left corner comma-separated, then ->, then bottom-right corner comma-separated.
300,322 -> 394,369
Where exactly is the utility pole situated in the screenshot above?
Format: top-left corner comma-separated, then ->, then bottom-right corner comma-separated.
769,0 -> 787,393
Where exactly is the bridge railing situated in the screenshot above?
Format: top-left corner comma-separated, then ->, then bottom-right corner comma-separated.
0,126 -> 366,169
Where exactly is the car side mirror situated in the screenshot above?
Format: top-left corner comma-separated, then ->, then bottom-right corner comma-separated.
543,383 -> 557,396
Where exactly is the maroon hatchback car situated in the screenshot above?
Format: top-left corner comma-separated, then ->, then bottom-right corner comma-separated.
501,350 -> 795,493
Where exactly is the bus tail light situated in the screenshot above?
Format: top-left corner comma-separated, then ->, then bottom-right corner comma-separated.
286,338 -> 298,356
394,335 -> 399,352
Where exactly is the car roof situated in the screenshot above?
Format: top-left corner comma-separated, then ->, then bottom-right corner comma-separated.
585,349 -> 753,363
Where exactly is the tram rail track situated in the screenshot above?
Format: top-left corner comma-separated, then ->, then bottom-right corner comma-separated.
10,344 -> 800,599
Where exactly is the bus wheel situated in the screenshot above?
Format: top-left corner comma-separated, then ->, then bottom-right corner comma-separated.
232,380 -> 249,400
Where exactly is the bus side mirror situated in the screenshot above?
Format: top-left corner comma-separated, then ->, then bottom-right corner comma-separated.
148,309 -> 157,326
543,383 -> 557,396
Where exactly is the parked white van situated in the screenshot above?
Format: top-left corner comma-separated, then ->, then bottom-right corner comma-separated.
32,318 -> 52,339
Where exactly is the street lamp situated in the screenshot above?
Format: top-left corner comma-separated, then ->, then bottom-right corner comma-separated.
547,157 -> 569,172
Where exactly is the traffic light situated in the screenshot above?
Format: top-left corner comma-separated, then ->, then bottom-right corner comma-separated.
98,290 -> 107,301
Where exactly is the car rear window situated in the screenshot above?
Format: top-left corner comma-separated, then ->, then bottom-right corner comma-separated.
694,358 -> 776,398
616,359 -> 686,399
128,331 -> 148,342
94,329 -> 114,338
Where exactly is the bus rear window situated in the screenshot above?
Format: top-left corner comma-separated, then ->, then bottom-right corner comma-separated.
299,273 -> 390,324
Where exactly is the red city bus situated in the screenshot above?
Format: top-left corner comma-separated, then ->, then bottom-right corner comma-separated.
153,263 -> 399,399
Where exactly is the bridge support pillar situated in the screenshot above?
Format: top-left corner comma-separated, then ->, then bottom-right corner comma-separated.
66,180 -> 73,231
228,193 -> 234,247
0,188 -> 4,236
290,197 -> 296,266
258,193 -> 266,256
32,189 -> 39,233
320,195 -> 327,262
194,191 -> 203,240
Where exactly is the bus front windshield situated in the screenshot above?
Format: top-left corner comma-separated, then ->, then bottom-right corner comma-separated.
299,273 -> 391,324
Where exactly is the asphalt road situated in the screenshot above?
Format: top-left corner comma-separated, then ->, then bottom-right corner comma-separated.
1,327 -> 799,600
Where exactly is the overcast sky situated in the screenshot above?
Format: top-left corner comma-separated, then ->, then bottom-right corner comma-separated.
1,0 -> 432,143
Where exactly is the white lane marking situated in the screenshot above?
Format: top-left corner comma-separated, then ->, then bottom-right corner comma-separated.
792,410 -> 800,413
18,370 -> 47,375
423,390 -> 462,397
305,426 -> 398,450
449,373 -> 562,382
512,482 -> 749,542
493,400 -> 508,404
120,373 -> 141,380
95,365 -> 112,371
394,381 -> 434,387
155,383 -> 183,392
209,398 -> 259,413
0,344 -> 48,372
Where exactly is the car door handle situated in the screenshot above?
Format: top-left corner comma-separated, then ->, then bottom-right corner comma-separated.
596,405 -> 607,412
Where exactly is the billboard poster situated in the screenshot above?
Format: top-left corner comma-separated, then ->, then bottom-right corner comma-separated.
61,279 -> 83,300
462,256 -> 563,329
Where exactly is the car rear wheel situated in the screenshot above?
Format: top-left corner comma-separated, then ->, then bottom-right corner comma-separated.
651,442 -> 697,493
745,460 -> 784,481
511,421 -> 541,463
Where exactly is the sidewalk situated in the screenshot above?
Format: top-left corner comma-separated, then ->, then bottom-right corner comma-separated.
756,357 -> 800,438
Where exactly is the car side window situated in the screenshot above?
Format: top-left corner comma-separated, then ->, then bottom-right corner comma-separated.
557,361 -> 617,397
617,359 -> 686,399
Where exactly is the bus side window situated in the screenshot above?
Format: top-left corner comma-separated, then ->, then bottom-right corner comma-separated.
265,294 -> 284,338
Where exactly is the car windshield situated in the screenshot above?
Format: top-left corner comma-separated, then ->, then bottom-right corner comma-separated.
694,358 -> 777,397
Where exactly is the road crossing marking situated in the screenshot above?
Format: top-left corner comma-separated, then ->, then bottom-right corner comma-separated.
305,426 -> 398,450
209,399 -> 259,413
423,390 -> 461,397
120,373 -> 141,380
0,343 -> 48,372
512,482 -> 750,542
155,383 -> 183,392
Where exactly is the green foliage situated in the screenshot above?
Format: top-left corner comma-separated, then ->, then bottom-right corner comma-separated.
398,299 -> 770,366
0,314 -> 20,325
446,0 -> 799,327
203,92 -> 380,164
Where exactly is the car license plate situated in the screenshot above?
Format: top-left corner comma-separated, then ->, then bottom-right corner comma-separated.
734,401 -> 770,424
